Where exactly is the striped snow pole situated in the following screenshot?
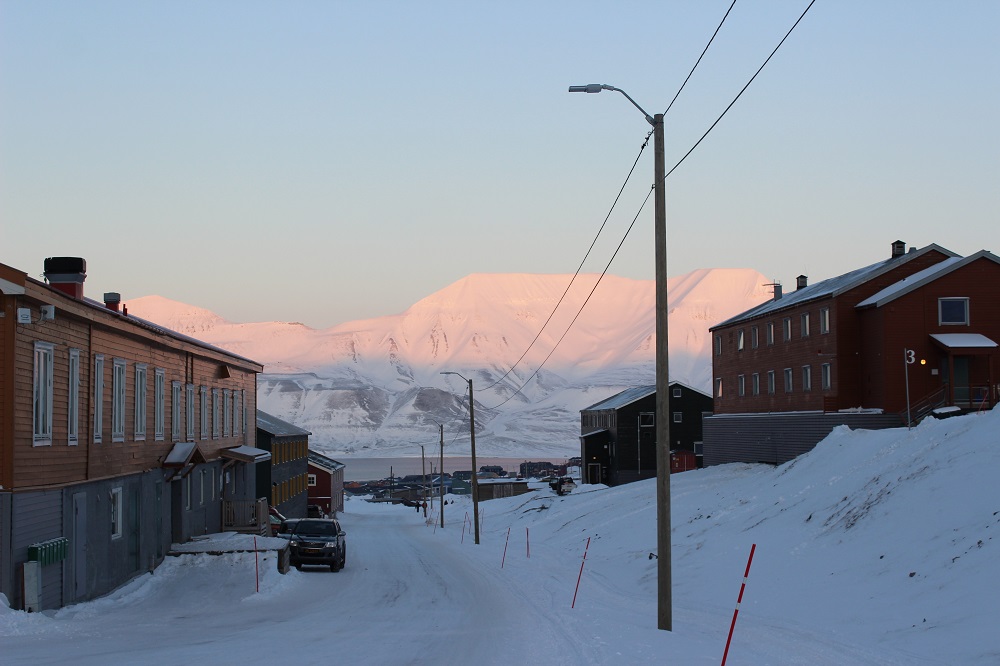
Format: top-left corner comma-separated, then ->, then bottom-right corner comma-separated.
722,543 -> 757,666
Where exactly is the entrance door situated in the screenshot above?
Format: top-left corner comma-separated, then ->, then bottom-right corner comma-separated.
72,493 -> 87,599
954,357 -> 971,405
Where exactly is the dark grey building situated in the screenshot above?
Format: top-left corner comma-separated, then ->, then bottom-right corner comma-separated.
256,411 -> 311,519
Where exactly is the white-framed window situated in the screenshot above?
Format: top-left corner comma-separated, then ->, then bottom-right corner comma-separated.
112,358 -> 126,442
751,326 -> 759,349
672,387 -> 681,398
200,386 -> 209,440
784,367 -> 793,393
185,475 -> 192,510
154,369 -> 165,440
737,329 -> 745,351
212,389 -> 220,438
241,390 -> 247,435
171,381 -> 182,441
751,373 -> 760,396
715,378 -> 723,398
223,389 -> 231,437
673,412 -> 683,423
819,307 -> 830,334
767,370 -> 776,395
68,349 -> 80,445
110,487 -> 123,539
94,354 -> 105,443
821,363 -> 832,390
33,342 -> 55,446
801,313 -> 810,338
308,474 -> 317,487
233,389 -> 241,438
714,335 -> 722,356
782,318 -> 792,342
766,322 -> 775,346
737,374 -> 745,397
938,297 -> 969,325
134,364 -> 147,440
186,384 -> 196,440
802,365 -> 812,392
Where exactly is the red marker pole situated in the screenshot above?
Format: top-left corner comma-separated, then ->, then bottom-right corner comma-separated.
501,527 -> 511,568
721,544 -> 757,666
571,536 -> 591,609
526,527 -> 530,559
254,536 -> 260,593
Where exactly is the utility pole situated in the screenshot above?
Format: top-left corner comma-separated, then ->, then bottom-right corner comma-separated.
439,424 -> 445,528
421,445 -> 427,518
468,378 -> 480,545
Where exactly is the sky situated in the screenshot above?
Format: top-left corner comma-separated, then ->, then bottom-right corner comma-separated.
2,1 -> 998,329
3,408 -> 998,664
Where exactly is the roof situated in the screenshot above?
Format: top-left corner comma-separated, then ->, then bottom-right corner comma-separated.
256,410 -> 312,437
711,244 -> 959,329
221,445 -> 272,463
930,333 -> 998,349
583,385 -> 655,411
308,450 -> 345,472
857,251 -> 1000,308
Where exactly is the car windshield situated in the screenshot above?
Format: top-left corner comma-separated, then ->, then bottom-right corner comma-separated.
294,521 -> 338,536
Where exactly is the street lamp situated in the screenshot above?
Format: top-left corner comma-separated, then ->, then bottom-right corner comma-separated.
440,371 -> 480,545
569,83 -> 672,631
429,419 -> 445,528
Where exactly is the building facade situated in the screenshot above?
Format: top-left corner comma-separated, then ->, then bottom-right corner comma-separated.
255,410 -> 311,520
307,450 -> 345,517
0,258 -> 263,611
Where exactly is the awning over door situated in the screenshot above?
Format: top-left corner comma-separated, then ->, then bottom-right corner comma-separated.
930,333 -> 998,350
221,445 -> 272,464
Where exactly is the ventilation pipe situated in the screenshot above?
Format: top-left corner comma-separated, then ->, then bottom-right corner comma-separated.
104,292 -> 121,312
891,240 -> 906,259
796,275 -> 808,290
43,257 -> 87,299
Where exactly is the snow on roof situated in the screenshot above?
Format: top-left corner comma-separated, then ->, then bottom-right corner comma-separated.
221,445 -> 271,463
583,385 -> 655,411
256,410 -> 312,437
930,333 -> 998,349
163,441 -> 199,466
308,450 -> 345,471
712,244 -> 959,329
857,250 -> 999,308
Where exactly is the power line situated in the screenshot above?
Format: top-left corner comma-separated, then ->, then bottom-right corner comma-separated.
662,0 -> 739,117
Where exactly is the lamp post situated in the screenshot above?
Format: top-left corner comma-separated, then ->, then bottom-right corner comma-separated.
569,83 -> 671,631
440,371 -> 480,545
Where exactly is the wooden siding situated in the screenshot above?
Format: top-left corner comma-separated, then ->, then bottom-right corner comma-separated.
1,296 -> 15,489
11,489 -> 64,610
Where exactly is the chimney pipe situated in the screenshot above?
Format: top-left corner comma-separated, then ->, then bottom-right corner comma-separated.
891,240 -> 906,259
796,275 -> 808,290
43,257 -> 87,299
767,281 -> 782,301
104,292 -> 121,313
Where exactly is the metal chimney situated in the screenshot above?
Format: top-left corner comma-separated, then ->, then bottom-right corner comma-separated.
104,292 -> 121,312
796,275 -> 808,290
891,240 -> 906,259
43,257 -> 87,299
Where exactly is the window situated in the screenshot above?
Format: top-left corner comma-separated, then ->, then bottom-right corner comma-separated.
714,335 -> 722,356
68,349 -> 80,445
33,342 -> 54,446
154,369 -> 165,440
134,364 -> 147,440
751,373 -> 760,396
639,412 -> 654,427
308,474 -> 317,487
673,412 -> 683,423
737,374 -> 745,397
233,390 -> 241,437
200,386 -> 209,440
821,363 -> 832,390
819,307 -> 830,334
186,384 -> 196,440
223,389 -> 231,437
782,317 -> 792,342
766,322 -> 775,346
672,387 -> 681,398
94,355 -> 105,443
171,381 -> 182,441
784,368 -> 793,393
737,329 -> 745,351
200,469 -> 206,505
185,475 -> 192,510
751,326 -> 759,349
715,378 -> 723,398
110,487 -> 123,539
767,370 -> 776,395
938,297 -> 969,325
112,359 -> 126,442
802,365 -> 812,392
801,313 -> 810,338
209,468 -> 215,500
212,389 -> 221,438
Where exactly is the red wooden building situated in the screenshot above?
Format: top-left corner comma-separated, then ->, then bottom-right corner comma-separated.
307,450 -> 345,516
703,242 -> 999,466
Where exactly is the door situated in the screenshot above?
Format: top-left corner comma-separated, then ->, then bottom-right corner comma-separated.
954,357 -> 970,405
72,492 -> 87,600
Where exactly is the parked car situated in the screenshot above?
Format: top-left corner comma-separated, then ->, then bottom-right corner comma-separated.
269,507 -> 287,537
549,476 -> 577,496
278,518 -> 347,572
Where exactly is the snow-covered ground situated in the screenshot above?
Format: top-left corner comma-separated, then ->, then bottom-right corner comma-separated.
3,408 -> 998,664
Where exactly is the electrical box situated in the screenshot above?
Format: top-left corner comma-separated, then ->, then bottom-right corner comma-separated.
16,308 -> 31,324
22,561 -> 41,612
40,305 -> 55,320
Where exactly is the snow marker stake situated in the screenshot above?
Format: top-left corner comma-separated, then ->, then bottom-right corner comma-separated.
501,527 -> 511,568
721,543 -> 756,666
254,536 -> 260,593
526,527 -> 530,559
571,536 -> 591,608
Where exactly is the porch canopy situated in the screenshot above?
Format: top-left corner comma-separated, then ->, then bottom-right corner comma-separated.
930,333 -> 998,350
221,445 -> 271,463
163,441 -> 208,480
930,333 -> 997,409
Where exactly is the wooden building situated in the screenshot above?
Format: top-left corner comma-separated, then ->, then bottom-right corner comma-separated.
307,450 -> 345,517
256,410 -> 311,520
0,257 -> 264,611
705,242 -> 1000,466
579,382 -> 713,486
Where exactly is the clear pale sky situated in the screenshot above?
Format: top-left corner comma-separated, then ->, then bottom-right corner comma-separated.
2,1 -> 997,329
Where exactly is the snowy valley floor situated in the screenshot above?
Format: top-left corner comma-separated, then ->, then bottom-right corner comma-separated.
3,408 -> 999,665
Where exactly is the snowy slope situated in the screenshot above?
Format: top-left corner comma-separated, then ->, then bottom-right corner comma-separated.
126,269 -> 771,456
4,409 -> 997,664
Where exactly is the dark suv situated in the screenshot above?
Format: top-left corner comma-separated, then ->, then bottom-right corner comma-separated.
278,518 -> 347,572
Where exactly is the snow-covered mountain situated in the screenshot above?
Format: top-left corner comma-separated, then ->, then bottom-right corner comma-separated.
126,269 -> 772,457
